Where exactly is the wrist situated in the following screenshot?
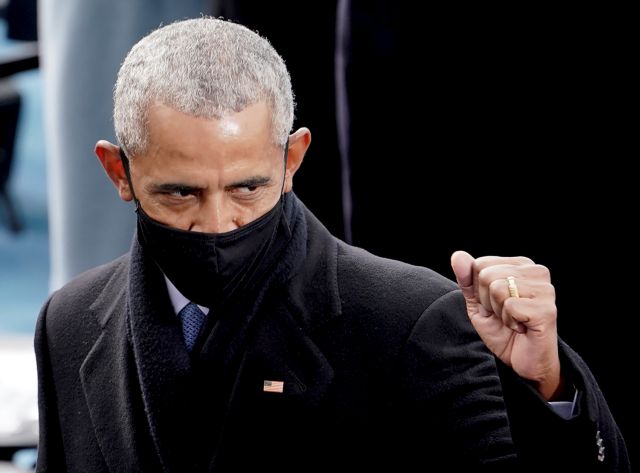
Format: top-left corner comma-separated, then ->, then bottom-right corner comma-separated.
536,369 -> 571,401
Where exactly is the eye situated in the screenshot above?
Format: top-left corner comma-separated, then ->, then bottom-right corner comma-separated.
167,187 -> 197,198
229,185 -> 262,201
235,186 -> 258,194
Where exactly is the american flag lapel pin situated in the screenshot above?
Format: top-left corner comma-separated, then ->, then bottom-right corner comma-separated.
263,380 -> 284,393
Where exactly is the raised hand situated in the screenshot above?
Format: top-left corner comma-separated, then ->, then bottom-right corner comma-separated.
451,251 -> 564,400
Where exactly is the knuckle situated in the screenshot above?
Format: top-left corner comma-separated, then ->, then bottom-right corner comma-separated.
478,267 -> 495,287
545,283 -> 556,298
516,256 -> 535,265
489,278 -> 504,293
545,303 -> 558,321
534,264 -> 551,280
474,256 -> 499,272
473,258 -> 488,274
520,263 -> 551,281
474,256 -> 491,266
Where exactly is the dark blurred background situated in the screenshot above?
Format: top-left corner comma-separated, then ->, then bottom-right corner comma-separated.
219,1 -> 636,464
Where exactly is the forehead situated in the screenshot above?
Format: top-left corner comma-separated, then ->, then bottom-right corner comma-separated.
144,101 -> 276,158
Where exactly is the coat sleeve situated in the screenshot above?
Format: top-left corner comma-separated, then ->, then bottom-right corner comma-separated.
398,289 -> 630,471
497,339 -> 630,471
34,295 -> 68,473
397,289 -> 518,470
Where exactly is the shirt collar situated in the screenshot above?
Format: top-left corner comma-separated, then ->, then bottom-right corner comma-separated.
164,275 -> 210,316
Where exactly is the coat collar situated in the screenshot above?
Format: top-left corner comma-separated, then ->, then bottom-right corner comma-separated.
283,205 -> 343,332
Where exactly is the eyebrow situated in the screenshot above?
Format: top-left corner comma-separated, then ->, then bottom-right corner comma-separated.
225,176 -> 272,189
148,183 -> 204,194
148,175 -> 272,194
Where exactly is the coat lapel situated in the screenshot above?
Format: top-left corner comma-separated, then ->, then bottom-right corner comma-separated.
126,238 -> 203,473
79,258 -> 162,473
80,240 -> 210,473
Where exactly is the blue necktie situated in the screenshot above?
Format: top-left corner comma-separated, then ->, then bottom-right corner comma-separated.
178,302 -> 206,351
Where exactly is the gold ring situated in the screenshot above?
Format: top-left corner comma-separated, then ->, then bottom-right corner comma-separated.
506,276 -> 520,298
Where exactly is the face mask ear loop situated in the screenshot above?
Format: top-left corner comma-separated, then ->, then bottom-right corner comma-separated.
280,137 -> 289,204
119,148 -> 140,209
220,138 -> 290,301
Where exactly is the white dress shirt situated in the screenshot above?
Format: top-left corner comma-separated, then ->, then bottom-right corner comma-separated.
164,276 -> 210,316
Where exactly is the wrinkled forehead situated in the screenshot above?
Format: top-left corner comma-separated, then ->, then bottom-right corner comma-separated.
146,98 -> 276,142
138,101 -> 280,162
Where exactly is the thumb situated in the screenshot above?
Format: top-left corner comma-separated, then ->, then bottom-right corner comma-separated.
451,250 -> 476,302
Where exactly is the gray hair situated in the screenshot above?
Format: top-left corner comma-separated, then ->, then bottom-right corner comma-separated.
114,17 -> 294,156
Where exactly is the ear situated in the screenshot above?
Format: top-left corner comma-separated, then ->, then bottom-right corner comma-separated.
94,140 -> 134,201
283,127 -> 311,193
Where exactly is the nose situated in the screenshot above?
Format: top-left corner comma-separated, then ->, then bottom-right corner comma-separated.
190,196 -> 238,234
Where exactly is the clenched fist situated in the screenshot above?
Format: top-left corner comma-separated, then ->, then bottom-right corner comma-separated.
451,251 -> 565,400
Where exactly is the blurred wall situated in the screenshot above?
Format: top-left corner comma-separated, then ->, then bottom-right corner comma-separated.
39,0 -> 211,289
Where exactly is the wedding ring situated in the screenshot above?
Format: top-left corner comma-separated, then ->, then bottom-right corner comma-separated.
506,276 -> 520,298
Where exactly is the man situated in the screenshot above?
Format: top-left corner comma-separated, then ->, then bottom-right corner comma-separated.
34,17 -> 629,472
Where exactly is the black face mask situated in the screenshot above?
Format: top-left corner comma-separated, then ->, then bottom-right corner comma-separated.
121,145 -> 288,307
